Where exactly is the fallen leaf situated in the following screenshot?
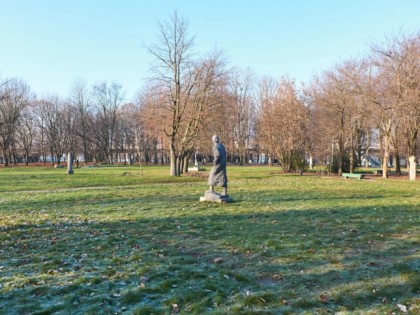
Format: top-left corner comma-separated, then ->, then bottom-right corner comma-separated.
140,276 -> 149,283
397,304 -> 407,313
272,274 -> 283,281
319,294 -> 328,304
172,303 -> 179,313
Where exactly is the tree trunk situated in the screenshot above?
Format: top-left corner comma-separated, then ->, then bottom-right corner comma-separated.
338,136 -> 344,176
349,149 -> 354,173
365,147 -> 370,168
239,150 -> 243,166
169,142 -> 178,176
83,140 -> 89,164
382,134 -> 390,178
356,135 -> 363,166
3,152 -> 9,167
50,147 -> 55,166
176,155 -> 182,176
182,152 -> 191,173
12,148 -> 18,165
109,148 -> 114,165
395,152 -> 401,175
153,140 -> 158,165
365,130 -> 371,168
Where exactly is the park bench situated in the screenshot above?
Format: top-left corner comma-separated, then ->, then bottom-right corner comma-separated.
342,173 -> 365,180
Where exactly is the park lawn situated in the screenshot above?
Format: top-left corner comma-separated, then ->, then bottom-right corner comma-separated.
0,166 -> 419,314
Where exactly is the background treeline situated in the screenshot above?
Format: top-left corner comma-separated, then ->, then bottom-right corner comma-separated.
0,15 -> 418,178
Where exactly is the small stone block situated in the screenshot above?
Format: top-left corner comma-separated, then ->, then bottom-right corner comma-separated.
189,167 -> 205,172
200,190 -> 232,203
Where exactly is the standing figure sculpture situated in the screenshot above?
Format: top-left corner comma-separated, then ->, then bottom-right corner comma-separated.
200,135 -> 232,203
208,135 -> 228,195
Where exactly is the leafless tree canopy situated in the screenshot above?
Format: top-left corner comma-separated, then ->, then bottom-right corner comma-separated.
1,23 -> 418,180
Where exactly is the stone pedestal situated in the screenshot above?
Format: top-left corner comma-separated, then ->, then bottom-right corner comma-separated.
189,166 -> 205,172
200,190 -> 232,203
409,156 -> 416,181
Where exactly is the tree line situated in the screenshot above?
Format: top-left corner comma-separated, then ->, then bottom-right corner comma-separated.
1,14 -> 418,178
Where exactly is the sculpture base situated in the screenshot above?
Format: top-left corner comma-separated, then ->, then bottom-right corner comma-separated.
200,190 -> 232,203
189,166 -> 205,172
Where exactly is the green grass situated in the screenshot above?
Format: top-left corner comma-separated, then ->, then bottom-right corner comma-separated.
0,165 -> 419,314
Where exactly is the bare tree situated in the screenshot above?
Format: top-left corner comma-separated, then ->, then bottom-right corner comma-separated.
227,67 -> 255,165
0,78 -> 31,166
137,83 -> 168,164
61,101 -> 78,166
70,80 -> 93,164
255,76 -> 279,165
145,12 -> 195,175
396,33 -> 420,171
114,103 -> 138,164
308,69 -> 350,175
16,104 -> 36,165
34,96 -> 67,165
367,32 -> 419,177
176,51 -> 226,173
257,76 -> 308,172
307,59 -> 371,175
90,82 -> 124,164
339,59 -> 372,173
146,12 -> 226,175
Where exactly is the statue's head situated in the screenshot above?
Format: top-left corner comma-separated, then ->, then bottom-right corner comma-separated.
212,135 -> 220,143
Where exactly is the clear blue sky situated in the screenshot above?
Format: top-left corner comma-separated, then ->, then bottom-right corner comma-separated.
1,0 -> 419,101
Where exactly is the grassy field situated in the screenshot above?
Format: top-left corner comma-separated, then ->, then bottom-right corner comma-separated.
0,165 -> 419,314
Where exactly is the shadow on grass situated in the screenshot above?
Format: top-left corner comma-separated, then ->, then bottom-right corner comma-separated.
0,203 -> 418,314
0,185 -> 391,215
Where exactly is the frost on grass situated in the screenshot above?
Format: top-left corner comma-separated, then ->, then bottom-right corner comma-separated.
0,166 -> 419,314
